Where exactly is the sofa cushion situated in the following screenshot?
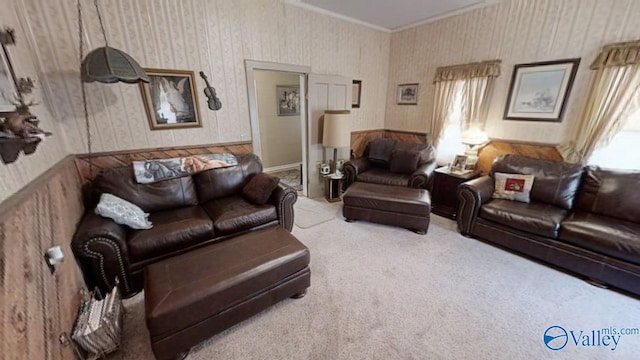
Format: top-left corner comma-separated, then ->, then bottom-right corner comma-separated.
95,193 -> 153,230
367,138 -> 396,166
194,154 -> 263,202
128,206 -> 214,262
357,168 -> 411,187
201,196 -> 278,236
491,154 -> 583,210
94,166 -> 198,212
559,211 -> 640,266
389,149 -> 420,174
575,167 -> 640,223
394,142 -> 435,165
492,172 -> 535,203
480,199 -> 568,238
242,173 -> 280,205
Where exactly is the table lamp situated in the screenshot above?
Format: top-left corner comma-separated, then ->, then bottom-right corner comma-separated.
322,110 -> 351,175
461,126 -> 489,156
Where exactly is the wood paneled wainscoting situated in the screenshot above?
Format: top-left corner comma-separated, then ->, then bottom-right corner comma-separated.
74,141 -> 253,183
0,156 -> 85,360
476,139 -> 563,175
351,129 -> 428,157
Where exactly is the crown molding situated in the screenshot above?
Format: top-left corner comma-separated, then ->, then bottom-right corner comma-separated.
392,0 -> 502,32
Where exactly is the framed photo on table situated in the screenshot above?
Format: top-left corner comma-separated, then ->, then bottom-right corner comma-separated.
140,68 -> 201,130
504,58 -> 580,122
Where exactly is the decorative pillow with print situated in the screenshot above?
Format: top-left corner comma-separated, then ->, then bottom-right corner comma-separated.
492,172 -> 535,203
95,193 -> 153,229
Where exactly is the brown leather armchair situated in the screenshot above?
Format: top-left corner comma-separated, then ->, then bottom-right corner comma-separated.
72,154 -> 297,297
457,154 -> 640,297
344,138 -> 437,190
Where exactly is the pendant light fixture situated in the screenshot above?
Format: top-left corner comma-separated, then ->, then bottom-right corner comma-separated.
77,0 -> 149,179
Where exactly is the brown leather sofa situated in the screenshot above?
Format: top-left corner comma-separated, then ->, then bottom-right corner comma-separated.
344,138 -> 437,190
72,154 -> 297,297
457,154 -> 640,297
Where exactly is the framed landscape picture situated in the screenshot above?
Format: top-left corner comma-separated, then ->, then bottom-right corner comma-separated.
397,83 -> 419,105
140,68 -> 201,130
504,58 -> 580,122
276,85 -> 300,116
352,80 -> 361,108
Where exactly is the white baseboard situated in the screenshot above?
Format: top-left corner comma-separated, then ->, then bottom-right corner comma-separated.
265,162 -> 302,173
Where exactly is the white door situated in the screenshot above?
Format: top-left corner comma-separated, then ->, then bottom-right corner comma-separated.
307,74 -> 352,198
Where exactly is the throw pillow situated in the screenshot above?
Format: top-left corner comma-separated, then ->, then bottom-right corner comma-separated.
368,138 -> 396,166
95,193 -> 153,230
492,172 -> 535,203
389,149 -> 420,174
242,173 -> 280,205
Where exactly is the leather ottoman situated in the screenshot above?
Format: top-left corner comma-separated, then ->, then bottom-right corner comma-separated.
144,226 -> 310,360
343,182 -> 431,234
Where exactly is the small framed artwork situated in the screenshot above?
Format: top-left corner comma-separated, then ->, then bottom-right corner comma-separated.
397,83 -> 419,105
276,85 -> 300,116
504,58 -> 580,122
352,80 -> 362,108
140,68 -> 201,130
450,155 -> 468,173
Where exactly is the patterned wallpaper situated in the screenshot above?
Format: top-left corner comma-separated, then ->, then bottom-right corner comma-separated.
0,0 -> 390,203
385,0 -> 640,144
16,0 -> 390,154
0,0 -> 69,203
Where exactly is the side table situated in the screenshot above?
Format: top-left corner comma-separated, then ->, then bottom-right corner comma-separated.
324,173 -> 343,202
431,166 -> 479,219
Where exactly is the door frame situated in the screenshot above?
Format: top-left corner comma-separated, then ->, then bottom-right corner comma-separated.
245,60 -> 311,196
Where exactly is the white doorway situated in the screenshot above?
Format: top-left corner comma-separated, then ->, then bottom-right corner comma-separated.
246,61 -> 352,199
246,61 -> 310,196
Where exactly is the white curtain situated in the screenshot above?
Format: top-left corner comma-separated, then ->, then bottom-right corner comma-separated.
559,41 -> 640,163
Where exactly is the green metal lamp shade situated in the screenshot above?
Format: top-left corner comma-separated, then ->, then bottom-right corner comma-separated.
81,46 -> 150,84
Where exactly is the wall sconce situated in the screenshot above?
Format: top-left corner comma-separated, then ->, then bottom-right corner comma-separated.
44,245 -> 64,274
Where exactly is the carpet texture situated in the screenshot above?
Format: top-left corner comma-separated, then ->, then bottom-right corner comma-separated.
293,196 -> 339,229
116,198 -> 640,360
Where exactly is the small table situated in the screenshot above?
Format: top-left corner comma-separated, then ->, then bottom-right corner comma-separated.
324,173 -> 343,202
431,166 -> 479,219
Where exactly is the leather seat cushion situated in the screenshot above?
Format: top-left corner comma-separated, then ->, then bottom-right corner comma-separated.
202,196 -> 278,235
559,211 -> 640,266
343,182 -> 430,216
128,206 -> 214,262
145,226 -> 310,336
357,168 -> 411,187
480,199 -> 568,238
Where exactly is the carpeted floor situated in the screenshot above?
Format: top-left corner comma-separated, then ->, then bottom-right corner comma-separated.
116,198 -> 640,360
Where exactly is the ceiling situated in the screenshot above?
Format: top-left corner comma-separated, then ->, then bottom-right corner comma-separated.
295,0 -> 496,31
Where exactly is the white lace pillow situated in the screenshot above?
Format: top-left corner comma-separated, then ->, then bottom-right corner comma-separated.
95,193 -> 153,230
492,172 -> 535,203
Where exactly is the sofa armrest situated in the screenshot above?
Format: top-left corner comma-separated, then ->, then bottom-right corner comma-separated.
456,176 -> 495,235
410,161 -> 437,189
269,183 -> 298,232
343,157 -> 371,189
72,213 -> 135,297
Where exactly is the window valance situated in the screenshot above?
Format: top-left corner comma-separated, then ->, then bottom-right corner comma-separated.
433,60 -> 501,83
591,40 -> 640,70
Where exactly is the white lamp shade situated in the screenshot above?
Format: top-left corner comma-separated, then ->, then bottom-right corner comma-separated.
461,127 -> 489,146
322,110 -> 351,148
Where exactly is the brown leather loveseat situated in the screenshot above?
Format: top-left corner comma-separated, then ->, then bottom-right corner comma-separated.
457,154 -> 640,297
72,154 -> 297,297
344,138 -> 437,190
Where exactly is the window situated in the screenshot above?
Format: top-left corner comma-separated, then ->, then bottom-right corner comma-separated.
588,95 -> 640,170
435,81 -> 466,165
